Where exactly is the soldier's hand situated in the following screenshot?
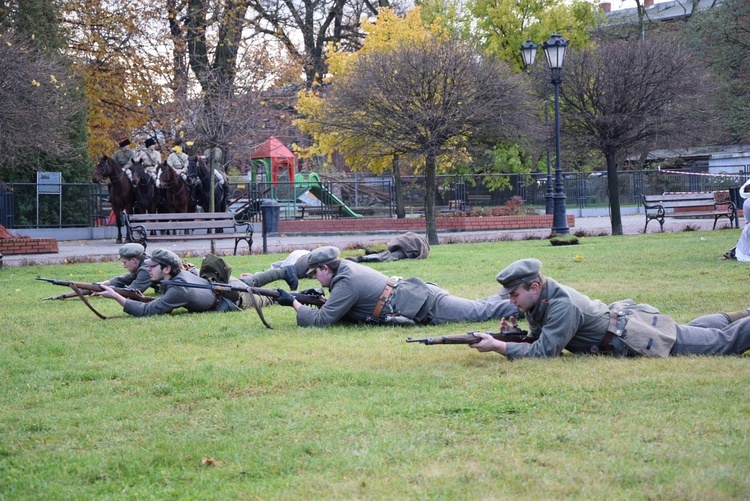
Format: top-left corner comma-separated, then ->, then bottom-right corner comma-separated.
273,288 -> 295,307
468,332 -> 503,353
499,316 -> 520,332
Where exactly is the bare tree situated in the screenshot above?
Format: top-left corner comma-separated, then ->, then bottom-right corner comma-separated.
244,0 -> 408,89
308,37 -> 541,244
561,36 -> 720,235
0,31 -> 87,179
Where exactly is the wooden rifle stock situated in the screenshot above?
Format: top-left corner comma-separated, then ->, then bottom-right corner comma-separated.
406,330 -> 538,345
36,276 -> 155,319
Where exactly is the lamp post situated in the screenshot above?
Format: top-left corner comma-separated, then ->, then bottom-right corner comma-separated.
542,33 -> 569,235
520,39 -> 554,216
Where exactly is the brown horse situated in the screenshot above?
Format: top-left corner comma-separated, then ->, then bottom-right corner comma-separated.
156,162 -> 190,214
93,156 -> 134,244
130,159 -> 159,214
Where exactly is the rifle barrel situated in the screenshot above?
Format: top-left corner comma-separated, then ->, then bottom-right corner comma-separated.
407,331 -> 536,345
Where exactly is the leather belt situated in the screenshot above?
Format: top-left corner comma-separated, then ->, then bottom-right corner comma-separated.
372,276 -> 400,319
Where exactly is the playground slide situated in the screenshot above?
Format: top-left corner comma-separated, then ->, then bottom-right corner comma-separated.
304,173 -> 363,218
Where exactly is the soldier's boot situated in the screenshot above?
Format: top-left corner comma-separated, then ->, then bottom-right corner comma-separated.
726,309 -> 750,323
242,265 -> 298,291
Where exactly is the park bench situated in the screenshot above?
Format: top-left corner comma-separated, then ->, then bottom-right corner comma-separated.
467,194 -> 492,207
640,192 -> 737,233
123,211 -> 253,255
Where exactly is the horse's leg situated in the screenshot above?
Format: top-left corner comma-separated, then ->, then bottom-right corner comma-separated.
114,207 -> 124,244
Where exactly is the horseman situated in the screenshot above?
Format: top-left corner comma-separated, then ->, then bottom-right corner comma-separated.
168,140 -> 200,205
113,137 -> 134,168
123,137 -> 161,184
198,144 -> 227,191
167,141 -> 191,183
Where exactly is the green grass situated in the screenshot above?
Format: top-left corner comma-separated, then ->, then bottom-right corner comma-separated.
1,229 -> 749,499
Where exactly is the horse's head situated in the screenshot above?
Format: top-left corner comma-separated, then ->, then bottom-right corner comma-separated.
93,155 -> 111,183
130,159 -> 146,184
155,162 -> 173,189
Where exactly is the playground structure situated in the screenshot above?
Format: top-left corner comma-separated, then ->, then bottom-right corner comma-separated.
233,136 -> 363,221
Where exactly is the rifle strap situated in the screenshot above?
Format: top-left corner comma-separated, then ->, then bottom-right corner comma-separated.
70,283 -> 107,320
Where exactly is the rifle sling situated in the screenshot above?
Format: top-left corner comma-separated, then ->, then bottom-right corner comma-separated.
246,288 -> 272,329
70,283 -> 107,320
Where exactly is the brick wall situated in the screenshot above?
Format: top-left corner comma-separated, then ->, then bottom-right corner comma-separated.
279,214 -> 575,234
0,237 -> 59,255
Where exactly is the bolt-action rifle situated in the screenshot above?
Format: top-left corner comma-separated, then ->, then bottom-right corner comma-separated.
37,276 -> 156,320
160,279 -> 326,329
406,330 -> 538,345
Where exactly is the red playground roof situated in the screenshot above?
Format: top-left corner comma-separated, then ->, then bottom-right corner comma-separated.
251,136 -> 295,159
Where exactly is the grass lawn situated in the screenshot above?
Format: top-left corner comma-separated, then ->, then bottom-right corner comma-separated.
1,228 -> 749,499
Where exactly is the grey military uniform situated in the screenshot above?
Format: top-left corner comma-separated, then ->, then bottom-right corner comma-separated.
108,260 -> 154,292
296,259 -> 518,327
508,277 -> 615,360
123,270 -> 239,317
357,232 -> 430,263
506,276 -> 750,360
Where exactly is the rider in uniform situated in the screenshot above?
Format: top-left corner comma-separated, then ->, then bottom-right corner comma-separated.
123,137 -> 161,183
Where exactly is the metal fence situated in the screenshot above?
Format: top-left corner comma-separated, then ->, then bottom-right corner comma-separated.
2,169 -> 748,229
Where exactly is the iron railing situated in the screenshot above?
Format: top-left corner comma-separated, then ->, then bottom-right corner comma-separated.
1,169 -> 748,229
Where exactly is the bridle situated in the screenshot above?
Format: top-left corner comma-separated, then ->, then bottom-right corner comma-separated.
94,158 -> 124,184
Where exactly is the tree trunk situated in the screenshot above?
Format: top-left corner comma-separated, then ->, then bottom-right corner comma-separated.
424,154 -> 438,245
392,155 -> 405,219
606,150 -> 623,235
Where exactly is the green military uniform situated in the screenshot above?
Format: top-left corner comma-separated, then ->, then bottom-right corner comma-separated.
113,138 -> 134,167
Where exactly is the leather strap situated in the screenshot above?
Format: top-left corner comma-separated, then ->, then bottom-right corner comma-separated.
591,310 -> 619,355
70,283 -> 107,320
209,293 -> 221,311
372,276 -> 400,319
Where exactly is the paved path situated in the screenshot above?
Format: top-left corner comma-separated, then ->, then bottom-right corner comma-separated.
0,214 -> 734,267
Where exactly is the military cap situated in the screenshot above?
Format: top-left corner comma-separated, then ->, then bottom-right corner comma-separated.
118,138 -> 131,148
143,248 -> 182,270
496,258 -> 542,295
118,243 -> 145,259
145,137 -> 157,148
306,246 -> 341,275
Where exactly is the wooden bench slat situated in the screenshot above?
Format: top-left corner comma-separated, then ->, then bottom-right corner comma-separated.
131,222 -> 237,232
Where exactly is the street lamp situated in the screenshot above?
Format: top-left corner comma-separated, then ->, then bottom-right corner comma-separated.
542,33 -> 569,235
519,39 -> 554,216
